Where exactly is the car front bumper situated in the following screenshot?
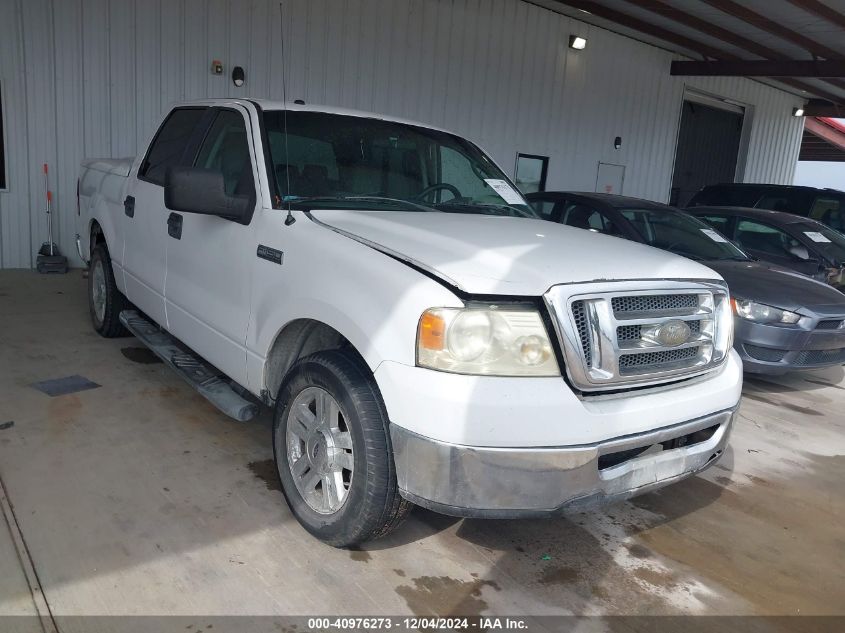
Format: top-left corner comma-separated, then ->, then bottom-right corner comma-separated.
390,406 -> 736,518
735,315 -> 845,375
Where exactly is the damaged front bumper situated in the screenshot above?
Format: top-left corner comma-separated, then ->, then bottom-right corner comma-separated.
390,406 -> 737,518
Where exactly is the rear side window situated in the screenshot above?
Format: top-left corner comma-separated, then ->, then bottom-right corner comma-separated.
140,108 -> 207,186
756,194 -> 793,213
755,189 -> 813,215
809,196 -> 845,232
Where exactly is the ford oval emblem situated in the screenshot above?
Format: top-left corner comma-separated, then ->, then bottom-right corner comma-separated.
654,320 -> 691,347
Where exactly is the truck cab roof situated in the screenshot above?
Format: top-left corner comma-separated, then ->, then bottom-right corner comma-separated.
171,98 -> 454,135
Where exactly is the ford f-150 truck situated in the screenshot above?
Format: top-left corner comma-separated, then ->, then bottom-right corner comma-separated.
77,99 -> 742,546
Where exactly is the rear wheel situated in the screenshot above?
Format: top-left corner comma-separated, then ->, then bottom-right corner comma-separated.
88,243 -> 129,338
273,350 -> 412,547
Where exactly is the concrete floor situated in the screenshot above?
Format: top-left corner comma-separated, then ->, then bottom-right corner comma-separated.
0,270 -> 843,621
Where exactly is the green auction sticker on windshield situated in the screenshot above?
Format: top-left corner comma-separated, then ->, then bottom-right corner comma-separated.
804,231 -> 831,243
484,179 -> 526,205
700,228 -> 729,243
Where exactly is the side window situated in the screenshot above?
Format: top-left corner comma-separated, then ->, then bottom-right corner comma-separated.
514,154 -> 548,194
561,203 -> 619,234
194,110 -> 255,199
809,197 -> 844,231
140,108 -> 207,186
735,219 -> 808,259
530,199 -> 558,220
755,192 -> 803,213
698,214 -> 731,236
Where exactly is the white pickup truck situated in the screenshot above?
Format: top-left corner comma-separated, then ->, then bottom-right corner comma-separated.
77,99 -> 742,546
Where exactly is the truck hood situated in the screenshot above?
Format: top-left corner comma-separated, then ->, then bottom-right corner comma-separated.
704,259 -> 845,316
310,210 -> 722,296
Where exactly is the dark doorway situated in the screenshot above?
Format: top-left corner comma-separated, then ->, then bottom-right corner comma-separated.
670,99 -> 744,207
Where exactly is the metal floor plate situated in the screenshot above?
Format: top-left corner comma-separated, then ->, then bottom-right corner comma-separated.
30,375 -> 101,397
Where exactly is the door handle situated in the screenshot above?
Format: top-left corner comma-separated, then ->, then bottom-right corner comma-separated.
167,213 -> 183,240
124,195 -> 135,218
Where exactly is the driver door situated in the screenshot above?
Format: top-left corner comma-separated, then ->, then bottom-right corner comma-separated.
164,106 -> 259,386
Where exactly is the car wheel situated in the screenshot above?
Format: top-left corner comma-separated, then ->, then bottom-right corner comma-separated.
88,243 -> 129,338
273,349 -> 412,547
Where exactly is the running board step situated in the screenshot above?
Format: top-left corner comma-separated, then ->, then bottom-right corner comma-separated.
119,310 -> 259,422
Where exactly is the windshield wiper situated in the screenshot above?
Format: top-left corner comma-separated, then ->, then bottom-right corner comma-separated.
435,200 -> 535,218
287,195 -> 437,213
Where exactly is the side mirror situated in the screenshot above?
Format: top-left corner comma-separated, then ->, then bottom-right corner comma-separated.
164,166 -> 252,223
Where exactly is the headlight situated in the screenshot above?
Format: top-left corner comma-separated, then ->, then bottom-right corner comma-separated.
417,306 -> 560,376
732,298 -> 801,324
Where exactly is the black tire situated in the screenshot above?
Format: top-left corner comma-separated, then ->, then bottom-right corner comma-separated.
273,350 -> 412,547
88,243 -> 129,338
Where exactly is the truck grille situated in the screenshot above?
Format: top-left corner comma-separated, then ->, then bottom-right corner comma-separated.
571,300 -> 592,366
545,281 -> 732,391
612,294 -> 698,315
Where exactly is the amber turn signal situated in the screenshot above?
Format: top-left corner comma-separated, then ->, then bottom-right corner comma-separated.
418,311 -> 446,350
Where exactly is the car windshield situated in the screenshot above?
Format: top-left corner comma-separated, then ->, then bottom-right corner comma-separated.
619,207 -> 750,261
263,110 -> 537,218
795,224 -> 845,265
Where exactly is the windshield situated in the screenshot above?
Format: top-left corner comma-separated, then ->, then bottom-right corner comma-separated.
796,224 -> 845,265
263,110 -> 536,218
619,207 -> 750,261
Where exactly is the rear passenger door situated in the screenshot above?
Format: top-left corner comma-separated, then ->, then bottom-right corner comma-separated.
124,107 -> 210,326
163,106 -> 258,386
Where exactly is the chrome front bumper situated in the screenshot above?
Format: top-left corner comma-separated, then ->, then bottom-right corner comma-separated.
390,407 -> 737,518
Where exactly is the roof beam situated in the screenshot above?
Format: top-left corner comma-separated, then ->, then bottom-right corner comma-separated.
785,0 -> 845,32
553,0 -> 845,105
699,0 -> 844,61
623,0 -> 845,91
671,60 -> 845,77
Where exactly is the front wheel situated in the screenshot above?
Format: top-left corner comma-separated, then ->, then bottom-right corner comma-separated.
88,243 -> 129,337
273,350 -> 412,547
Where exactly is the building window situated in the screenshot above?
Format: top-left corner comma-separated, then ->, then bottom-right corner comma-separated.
514,153 -> 548,194
0,81 -> 6,190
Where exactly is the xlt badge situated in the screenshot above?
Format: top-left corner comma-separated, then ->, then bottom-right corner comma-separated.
257,244 -> 284,265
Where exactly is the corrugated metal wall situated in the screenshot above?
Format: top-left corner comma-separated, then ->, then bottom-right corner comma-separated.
0,0 -> 806,268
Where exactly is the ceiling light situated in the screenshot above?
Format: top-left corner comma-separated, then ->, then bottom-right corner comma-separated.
569,35 -> 587,50
793,107 -> 805,117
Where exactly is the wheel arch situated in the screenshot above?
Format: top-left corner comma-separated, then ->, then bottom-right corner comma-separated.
264,318 -> 369,403
89,219 -> 106,255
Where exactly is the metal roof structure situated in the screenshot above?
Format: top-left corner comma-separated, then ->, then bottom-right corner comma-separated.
538,0 -> 845,115
801,117 -> 845,160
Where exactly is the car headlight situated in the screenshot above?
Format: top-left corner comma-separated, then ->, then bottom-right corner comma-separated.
417,306 -> 560,376
732,298 -> 801,324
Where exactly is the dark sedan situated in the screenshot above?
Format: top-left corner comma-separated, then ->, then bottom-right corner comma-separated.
526,191 -> 845,375
688,206 -> 845,292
